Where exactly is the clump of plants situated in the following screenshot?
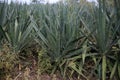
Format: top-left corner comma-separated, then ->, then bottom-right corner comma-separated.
38,49 -> 52,75
0,0 -> 120,80
0,43 -> 19,79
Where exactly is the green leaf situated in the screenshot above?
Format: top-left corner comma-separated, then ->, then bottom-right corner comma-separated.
118,63 -> 120,78
102,55 -> 106,80
110,61 -> 117,79
82,41 -> 87,64
118,39 -> 120,48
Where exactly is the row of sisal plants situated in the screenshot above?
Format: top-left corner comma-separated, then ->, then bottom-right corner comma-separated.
0,0 -> 120,79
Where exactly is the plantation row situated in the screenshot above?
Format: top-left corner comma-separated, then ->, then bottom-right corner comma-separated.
0,0 -> 120,80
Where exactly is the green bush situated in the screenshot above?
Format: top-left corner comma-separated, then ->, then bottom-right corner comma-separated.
38,49 -> 52,74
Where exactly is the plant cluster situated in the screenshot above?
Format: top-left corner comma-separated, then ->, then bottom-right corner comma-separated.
0,0 -> 120,80
0,43 -> 19,79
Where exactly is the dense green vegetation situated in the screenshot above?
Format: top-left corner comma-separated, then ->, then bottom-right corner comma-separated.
0,0 -> 120,80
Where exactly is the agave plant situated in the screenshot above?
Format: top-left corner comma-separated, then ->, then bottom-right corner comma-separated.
0,2 -> 8,44
79,0 -> 120,80
31,3 -> 88,78
0,3 -> 34,53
